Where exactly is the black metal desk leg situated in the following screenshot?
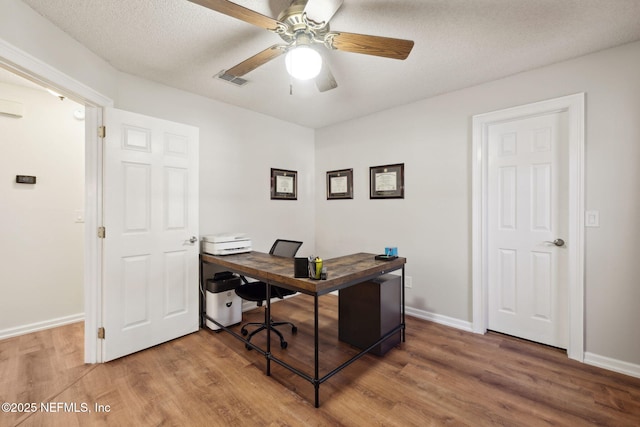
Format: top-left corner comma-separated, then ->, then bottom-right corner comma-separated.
314,294 -> 320,408
402,266 -> 406,342
199,256 -> 204,328
266,282 -> 271,376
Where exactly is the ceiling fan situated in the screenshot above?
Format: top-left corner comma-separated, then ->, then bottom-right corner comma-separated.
189,0 -> 414,92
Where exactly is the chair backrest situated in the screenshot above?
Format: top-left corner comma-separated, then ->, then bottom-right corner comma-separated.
269,239 -> 303,258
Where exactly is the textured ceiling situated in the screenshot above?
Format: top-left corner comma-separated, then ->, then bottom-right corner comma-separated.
18,0 -> 640,128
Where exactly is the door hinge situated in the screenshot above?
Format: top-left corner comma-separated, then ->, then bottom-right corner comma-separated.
98,226 -> 106,239
97,327 -> 105,339
98,125 -> 106,138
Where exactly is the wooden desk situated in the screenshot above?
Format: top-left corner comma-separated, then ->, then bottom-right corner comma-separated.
200,251 -> 406,407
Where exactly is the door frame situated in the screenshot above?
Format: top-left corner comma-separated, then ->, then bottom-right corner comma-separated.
471,93 -> 585,361
0,39 -> 112,363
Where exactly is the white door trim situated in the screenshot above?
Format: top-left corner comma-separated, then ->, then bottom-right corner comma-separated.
471,93 -> 585,361
0,39 -> 113,363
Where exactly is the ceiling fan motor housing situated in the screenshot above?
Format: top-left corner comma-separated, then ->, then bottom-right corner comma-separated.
277,0 -> 330,47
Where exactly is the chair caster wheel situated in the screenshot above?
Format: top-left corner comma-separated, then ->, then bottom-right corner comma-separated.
241,329 -> 248,336
245,343 -> 252,351
280,341 -> 288,349
291,326 -> 298,334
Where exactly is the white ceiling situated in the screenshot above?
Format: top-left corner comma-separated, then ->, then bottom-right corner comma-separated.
18,0 -> 640,128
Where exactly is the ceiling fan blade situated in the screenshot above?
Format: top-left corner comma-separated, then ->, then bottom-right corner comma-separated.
316,61 -> 338,92
304,0 -> 343,25
224,45 -> 286,77
328,32 -> 414,60
189,0 -> 284,32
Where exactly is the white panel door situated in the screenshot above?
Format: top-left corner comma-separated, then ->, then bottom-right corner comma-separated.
103,107 -> 199,361
487,112 -> 568,348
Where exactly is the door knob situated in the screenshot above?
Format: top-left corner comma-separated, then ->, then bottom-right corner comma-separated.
187,236 -> 198,244
544,238 -> 565,247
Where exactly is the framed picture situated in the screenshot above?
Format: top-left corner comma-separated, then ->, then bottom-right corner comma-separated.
326,168 -> 353,199
369,163 -> 404,199
270,168 -> 297,200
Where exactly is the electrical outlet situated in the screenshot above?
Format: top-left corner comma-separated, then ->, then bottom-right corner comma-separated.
405,276 -> 412,288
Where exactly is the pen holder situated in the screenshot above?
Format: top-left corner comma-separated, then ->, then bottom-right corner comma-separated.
308,257 -> 323,280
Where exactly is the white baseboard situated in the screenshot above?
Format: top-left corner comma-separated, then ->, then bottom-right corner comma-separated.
405,306 -> 474,332
584,352 -> 640,379
0,313 -> 84,340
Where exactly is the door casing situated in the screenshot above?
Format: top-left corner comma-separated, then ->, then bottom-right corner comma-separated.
472,93 -> 585,361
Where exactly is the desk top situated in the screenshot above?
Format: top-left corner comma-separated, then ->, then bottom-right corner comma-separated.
201,252 -> 406,295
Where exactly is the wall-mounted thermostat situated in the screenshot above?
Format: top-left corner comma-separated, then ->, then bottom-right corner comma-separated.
16,175 -> 37,184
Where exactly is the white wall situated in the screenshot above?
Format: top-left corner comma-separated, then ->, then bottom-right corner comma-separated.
0,82 -> 85,334
315,41 -> 640,367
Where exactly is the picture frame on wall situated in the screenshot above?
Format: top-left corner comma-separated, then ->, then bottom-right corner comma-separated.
369,163 -> 404,199
326,168 -> 353,199
270,168 -> 297,200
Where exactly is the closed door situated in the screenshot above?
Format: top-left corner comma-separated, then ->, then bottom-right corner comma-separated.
487,111 -> 568,348
102,107 -> 199,361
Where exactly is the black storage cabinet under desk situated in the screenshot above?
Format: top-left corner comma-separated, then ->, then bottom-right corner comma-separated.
338,273 -> 401,356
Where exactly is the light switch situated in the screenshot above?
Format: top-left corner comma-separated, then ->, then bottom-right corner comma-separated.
74,210 -> 85,223
585,211 -> 599,227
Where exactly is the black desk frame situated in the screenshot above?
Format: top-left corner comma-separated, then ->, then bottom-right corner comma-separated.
200,253 -> 406,408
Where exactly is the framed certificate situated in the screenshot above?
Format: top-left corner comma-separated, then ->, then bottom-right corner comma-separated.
326,168 -> 353,199
270,168 -> 297,200
370,163 -> 404,199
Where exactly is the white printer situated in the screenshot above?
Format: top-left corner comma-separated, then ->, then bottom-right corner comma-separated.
202,233 -> 252,255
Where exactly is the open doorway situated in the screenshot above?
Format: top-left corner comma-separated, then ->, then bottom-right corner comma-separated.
0,69 -> 85,338
0,41 -> 112,362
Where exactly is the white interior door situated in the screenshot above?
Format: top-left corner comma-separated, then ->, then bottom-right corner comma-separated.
487,111 -> 568,348
102,107 -> 199,361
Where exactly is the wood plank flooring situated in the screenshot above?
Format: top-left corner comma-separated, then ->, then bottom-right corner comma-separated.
1,294 -> 639,426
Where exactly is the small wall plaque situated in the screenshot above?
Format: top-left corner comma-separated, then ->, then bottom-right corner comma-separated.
326,168 -> 353,199
16,175 -> 36,184
270,168 -> 297,200
370,163 -> 404,199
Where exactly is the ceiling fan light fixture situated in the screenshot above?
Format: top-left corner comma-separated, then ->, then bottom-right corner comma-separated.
285,45 -> 322,81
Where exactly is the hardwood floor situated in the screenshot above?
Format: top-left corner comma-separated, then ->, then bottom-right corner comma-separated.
1,294 -> 639,426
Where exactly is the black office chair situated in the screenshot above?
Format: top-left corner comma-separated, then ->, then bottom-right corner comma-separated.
235,239 -> 303,349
